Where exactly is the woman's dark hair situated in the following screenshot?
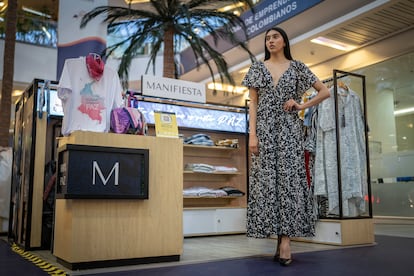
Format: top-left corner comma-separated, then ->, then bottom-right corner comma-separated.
264,27 -> 293,61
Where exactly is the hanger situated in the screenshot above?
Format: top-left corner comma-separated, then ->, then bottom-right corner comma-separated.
337,80 -> 349,96
338,80 -> 349,91
88,52 -> 101,61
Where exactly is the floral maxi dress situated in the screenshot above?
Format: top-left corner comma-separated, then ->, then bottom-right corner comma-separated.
242,60 -> 317,238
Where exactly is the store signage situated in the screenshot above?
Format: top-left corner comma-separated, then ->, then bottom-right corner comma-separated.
142,75 -> 206,103
240,0 -> 323,39
56,144 -> 149,199
180,0 -> 323,73
138,101 -> 246,133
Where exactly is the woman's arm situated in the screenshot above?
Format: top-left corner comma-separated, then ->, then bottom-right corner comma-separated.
248,87 -> 259,155
284,80 -> 330,111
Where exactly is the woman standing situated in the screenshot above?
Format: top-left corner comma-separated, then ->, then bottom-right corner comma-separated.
242,26 -> 330,266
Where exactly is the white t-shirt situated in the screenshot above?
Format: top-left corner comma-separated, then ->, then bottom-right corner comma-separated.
58,56 -> 124,136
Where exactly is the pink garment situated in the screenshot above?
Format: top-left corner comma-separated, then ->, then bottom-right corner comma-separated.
86,53 -> 104,81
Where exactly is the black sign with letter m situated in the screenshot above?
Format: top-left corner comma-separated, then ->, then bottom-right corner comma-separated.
57,144 -> 149,199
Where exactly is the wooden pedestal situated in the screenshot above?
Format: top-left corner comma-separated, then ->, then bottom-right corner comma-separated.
294,218 -> 375,246
53,131 -> 183,269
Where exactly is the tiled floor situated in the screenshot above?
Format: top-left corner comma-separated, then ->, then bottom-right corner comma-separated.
25,223 -> 414,275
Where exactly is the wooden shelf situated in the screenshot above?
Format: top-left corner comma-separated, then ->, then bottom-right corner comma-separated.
183,196 -> 242,207
183,170 -> 241,175
183,144 -> 238,157
183,144 -> 238,150
183,196 -> 242,199
183,171 -> 240,182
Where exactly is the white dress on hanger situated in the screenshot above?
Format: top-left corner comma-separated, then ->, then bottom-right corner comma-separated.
314,87 -> 367,216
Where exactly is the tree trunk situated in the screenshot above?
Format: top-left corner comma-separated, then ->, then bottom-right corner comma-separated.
163,26 -> 175,79
0,0 -> 18,147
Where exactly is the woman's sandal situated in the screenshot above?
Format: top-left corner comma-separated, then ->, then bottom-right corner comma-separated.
279,258 -> 293,266
278,236 -> 292,266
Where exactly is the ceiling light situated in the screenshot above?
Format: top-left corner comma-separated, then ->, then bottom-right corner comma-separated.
310,36 -> 357,51
42,26 -> 52,39
22,6 -> 52,18
394,107 -> 414,116
218,3 -> 245,12
207,83 -> 247,94
12,90 -> 23,97
0,2 -> 6,13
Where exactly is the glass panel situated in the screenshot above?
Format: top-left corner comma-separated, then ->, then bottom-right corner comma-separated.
356,52 -> 414,218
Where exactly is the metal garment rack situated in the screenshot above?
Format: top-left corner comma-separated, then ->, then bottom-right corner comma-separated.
322,69 -> 372,219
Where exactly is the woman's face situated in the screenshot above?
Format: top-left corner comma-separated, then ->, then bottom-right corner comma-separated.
265,29 -> 285,54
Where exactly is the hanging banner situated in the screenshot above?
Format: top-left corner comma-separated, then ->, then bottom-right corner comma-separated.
57,0 -> 108,80
180,0 -> 323,73
142,75 -> 206,103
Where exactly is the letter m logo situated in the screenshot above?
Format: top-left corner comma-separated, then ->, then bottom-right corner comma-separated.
92,161 -> 119,185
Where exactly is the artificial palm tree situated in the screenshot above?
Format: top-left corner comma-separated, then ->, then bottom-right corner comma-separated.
80,0 -> 256,88
0,0 -> 17,147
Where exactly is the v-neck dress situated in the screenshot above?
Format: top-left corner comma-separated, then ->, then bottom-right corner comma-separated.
242,60 -> 317,238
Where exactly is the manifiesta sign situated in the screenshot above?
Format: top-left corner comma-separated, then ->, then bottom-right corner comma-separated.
141,75 -> 206,103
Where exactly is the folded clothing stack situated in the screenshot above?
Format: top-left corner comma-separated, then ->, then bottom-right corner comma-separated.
183,133 -> 215,146
184,163 -> 238,173
183,186 -> 245,197
183,186 -> 228,197
215,139 -> 239,148
219,186 -> 245,196
184,163 -> 216,173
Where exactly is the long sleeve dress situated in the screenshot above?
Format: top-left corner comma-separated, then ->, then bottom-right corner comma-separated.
242,60 -> 317,238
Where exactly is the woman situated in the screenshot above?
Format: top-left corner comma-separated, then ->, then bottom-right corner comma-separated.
242,26 -> 330,266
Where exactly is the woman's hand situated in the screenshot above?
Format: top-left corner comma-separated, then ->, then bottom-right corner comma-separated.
249,135 -> 259,155
283,99 -> 302,111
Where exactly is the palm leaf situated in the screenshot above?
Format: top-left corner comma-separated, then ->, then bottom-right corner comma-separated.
80,0 -> 256,88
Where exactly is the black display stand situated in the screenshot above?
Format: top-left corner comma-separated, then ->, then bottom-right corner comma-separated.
8,79 -> 62,250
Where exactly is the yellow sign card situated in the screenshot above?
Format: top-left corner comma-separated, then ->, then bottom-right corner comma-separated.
154,111 -> 179,138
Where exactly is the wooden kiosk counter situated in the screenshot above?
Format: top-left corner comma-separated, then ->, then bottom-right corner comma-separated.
53,131 -> 183,270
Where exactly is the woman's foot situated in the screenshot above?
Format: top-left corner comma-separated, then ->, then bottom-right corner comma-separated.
278,236 -> 292,266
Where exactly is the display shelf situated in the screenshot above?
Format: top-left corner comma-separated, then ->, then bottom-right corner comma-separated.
183,196 -> 241,207
183,144 -> 238,158
183,171 -> 241,175
140,98 -> 248,236
182,130 -> 247,218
